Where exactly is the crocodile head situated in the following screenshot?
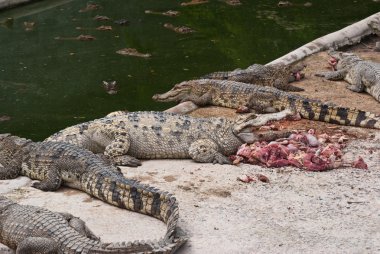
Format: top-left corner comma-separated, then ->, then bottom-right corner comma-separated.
232,113 -> 259,144
0,134 -> 32,180
271,63 -> 306,82
0,134 -> 31,147
327,50 -> 355,60
153,81 -> 195,102
0,196 -> 15,212
327,50 -> 362,70
0,134 -> 31,162
289,63 -> 306,81
232,109 -> 293,143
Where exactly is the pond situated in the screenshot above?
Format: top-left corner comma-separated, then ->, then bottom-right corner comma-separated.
0,0 -> 378,140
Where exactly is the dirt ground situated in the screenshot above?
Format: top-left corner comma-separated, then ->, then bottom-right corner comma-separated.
0,36 -> 379,253
293,35 -> 380,115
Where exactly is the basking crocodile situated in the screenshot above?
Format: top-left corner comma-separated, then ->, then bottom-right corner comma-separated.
201,63 -> 305,92
0,195 -> 180,253
46,111 -> 293,167
0,134 -> 186,253
152,79 -> 380,129
315,50 -> 380,102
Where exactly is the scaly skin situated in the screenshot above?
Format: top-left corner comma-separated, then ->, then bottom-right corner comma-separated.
46,111 -> 293,167
0,196 -> 183,253
315,50 -> 380,102
0,134 -> 186,253
152,79 -> 380,129
201,63 -> 305,92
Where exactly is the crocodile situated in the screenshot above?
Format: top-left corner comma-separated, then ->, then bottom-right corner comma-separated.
0,195 -> 181,253
201,63 -> 305,92
152,79 -> 380,129
315,50 -> 380,102
46,111 -> 294,167
0,134 -> 186,253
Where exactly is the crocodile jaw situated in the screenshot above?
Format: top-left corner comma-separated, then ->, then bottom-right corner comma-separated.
152,83 -> 192,102
233,110 -> 293,143
327,50 -> 359,61
0,133 -> 11,140
236,130 -> 257,144
152,89 -> 186,102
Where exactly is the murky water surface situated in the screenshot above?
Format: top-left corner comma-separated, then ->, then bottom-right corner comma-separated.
0,0 -> 378,140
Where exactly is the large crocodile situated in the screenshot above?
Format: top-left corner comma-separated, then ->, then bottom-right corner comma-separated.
0,134 -> 186,253
46,111 -> 293,167
0,195 -> 178,253
201,63 -> 305,92
315,50 -> 380,102
152,79 -> 380,129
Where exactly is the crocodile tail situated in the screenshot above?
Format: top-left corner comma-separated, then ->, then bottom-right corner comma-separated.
277,83 -> 304,92
280,97 -> 380,129
93,236 -> 187,254
82,173 -> 187,253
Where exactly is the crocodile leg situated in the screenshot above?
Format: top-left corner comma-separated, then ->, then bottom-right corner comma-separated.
104,136 -> 142,167
247,91 -> 277,113
346,83 -> 364,92
16,237 -> 58,254
345,68 -> 365,92
30,164 -> 62,191
29,159 -> 92,191
273,78 -> 304,92
180,91 -> 213,106
188,139 -> 231,164
315,69 -> 347,80
59,212 -> 100,241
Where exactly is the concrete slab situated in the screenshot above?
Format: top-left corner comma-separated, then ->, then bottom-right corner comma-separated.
0,130 -> 379,253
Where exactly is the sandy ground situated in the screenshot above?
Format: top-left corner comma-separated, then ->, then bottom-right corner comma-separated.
0,37 -> 380,253
0,133 -> 379,253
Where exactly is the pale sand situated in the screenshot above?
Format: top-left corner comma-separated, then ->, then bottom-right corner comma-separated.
0,130 -> 379,253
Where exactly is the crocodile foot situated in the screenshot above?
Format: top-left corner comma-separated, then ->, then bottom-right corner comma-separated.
212,154 -> 232,165
111,155 -> 142,167
189,139 -> 231,164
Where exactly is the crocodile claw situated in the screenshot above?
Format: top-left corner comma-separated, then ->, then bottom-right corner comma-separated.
213,154 -> 232,165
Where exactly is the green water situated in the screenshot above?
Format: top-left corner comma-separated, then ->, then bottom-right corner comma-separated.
0,0 -> 378,140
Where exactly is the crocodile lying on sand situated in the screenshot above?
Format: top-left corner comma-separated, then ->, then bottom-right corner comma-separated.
0,195 -> 179,253
46,111 -> 293,167
0,134 -> 186,253
315,50 -> 380,102
152,79 -> 380,129
201,63 -> 305,92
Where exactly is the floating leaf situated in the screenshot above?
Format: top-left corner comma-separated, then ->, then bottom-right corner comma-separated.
93,15 -> 110,21
96,26 -> 112,31
116,48 -> 151,58
0,115 -> 11,122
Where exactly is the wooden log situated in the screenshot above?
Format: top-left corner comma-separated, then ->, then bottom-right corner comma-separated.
267,12 -> 380,66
